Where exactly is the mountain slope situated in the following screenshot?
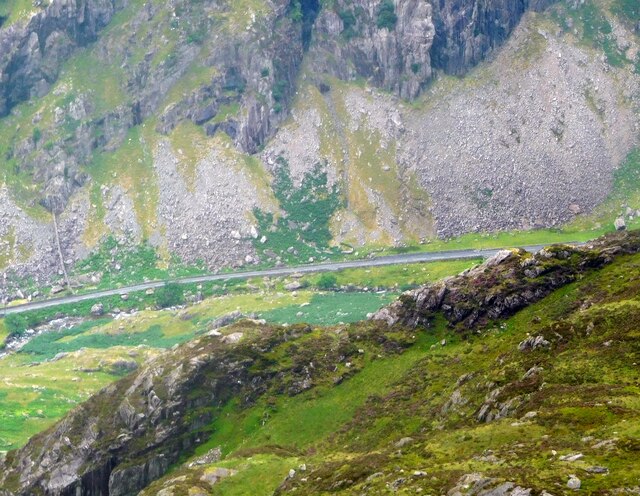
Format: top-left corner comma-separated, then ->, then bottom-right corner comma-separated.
1,230 -> 639,495
0,0 -> 639,300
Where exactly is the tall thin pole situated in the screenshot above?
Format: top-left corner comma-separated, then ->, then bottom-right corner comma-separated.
53,213 -> 73,294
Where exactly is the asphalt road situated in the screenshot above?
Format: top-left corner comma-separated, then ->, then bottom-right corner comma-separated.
0,245 -> 550,317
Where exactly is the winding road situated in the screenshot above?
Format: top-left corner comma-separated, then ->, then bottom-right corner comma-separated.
0,245 -> 552,317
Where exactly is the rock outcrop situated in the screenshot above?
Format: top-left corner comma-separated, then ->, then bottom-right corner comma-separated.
0,0 -> 557,214
310,0 -> 436,99
429,0 -> 556,75
0,322 -> 279,495
0,0 -> 302,213
372,231 -> 640,329
0,319 -> 414,495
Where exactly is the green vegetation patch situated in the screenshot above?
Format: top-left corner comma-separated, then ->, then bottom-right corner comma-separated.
569,148 -> 640,232
0,0 -> 42,26
0,345 -> 158,451
259,291 -> 394,326
612,0 -> 640,23
86,126 -> 159,239
0,386 -> 88,451
376,0 -> 397,30
197,331 -> 437,458
253,157 -> 343,263
304,259 -> 482,291
0,320 -> 9,348
20,322 -> 189,361
73,235 -> 206,290
210,454 -> 299,496
555,0 -> 629,67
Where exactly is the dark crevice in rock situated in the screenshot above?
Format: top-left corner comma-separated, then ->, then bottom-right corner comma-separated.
301,0 -> 321,50
132,102 -> 143,126
430,0 -> 529,75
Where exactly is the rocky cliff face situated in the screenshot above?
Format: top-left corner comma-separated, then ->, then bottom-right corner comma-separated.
1,0 -> 303,213
0,0 -> 121,118
309,0 -> 556,98
0,0 -> 554,214
428,0 -> 556,74
310,0 -> 436,99
0,322 -> 281,495
0,0 -> 638,300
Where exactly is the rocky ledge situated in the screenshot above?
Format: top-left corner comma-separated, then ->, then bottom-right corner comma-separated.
372,230 -> 640,329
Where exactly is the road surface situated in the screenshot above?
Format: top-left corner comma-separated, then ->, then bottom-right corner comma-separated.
0,245 -> 551,317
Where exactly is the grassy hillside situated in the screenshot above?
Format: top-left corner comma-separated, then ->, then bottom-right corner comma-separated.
137,238 -> 640,495
1,232 -> 638,495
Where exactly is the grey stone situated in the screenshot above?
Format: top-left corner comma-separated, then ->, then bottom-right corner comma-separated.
518,335 -> 550,352
394,437 -> 414,448
90,303 -> 105,317
567,476 -> 581,490
615,217 -> 627,231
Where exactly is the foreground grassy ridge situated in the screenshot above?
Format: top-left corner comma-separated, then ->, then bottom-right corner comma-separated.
140,250 -> 640,495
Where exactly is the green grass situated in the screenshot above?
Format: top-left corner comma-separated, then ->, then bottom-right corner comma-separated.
167,121 -> 212,190
210,455 -> 300,496
85,126 -> 159,239
1,291 -> 158,338
18,321 -> 189,361
611,148 -> 640,211
0,320 -> 9,348
302,259 -> 481,290
611,0 -> 640,23
259,292 -> 394,326
0,345 -> 159,450
555,0 -> 629,67
0,387 -> 87,451
213,102 -> 241,124
57,51 -> 127,116
0,0 -> 41,26
74,236 -> 166,287
253,158 -> 342,263
196,331 -> 439,457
